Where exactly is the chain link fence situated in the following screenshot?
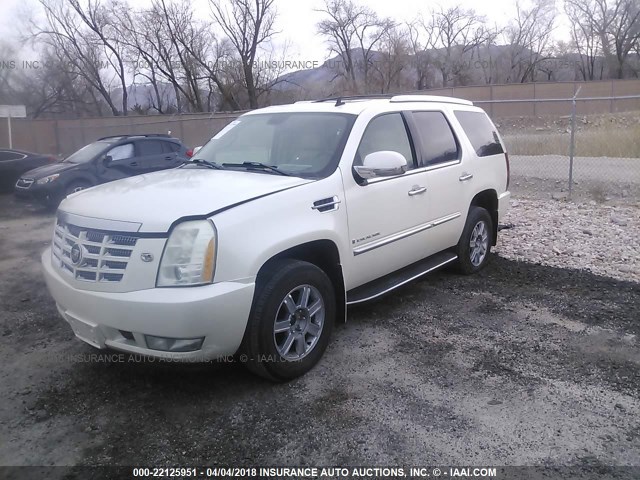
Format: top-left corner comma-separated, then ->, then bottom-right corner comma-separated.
478,94 -> 640,202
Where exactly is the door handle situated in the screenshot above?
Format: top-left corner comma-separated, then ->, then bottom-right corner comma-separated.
165,156 -> 173,160
408,186 -> 427,196
129,161 -> 138,167
459,173 -> 473,182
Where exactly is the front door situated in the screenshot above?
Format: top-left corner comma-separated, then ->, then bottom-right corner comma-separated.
97,142 -> 137,182
342,112 -> 433,289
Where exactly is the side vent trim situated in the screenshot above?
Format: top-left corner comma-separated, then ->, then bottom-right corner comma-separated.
312,196 -> 341,213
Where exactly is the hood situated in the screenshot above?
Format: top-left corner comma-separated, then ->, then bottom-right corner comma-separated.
59,168 -> 313,232
22,161 -> 74,179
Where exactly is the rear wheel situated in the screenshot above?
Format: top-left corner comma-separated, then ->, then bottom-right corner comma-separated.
241,259 -> 335,381
456,206 -> 493,275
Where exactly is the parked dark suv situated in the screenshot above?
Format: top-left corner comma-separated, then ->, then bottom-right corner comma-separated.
15,134 -> 192,207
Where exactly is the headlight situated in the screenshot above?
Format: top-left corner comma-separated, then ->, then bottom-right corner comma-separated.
157,220 -> 217,287
37,174 -> 60,184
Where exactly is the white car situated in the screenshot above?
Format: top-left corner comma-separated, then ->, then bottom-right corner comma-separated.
42,95 -> 510,381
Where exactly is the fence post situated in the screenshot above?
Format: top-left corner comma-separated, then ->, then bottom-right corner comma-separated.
568,86 -> 581,199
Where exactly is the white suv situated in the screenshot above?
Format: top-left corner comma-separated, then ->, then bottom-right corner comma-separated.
42,95 -> 510,380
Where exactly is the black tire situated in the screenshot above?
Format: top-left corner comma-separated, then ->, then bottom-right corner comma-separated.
241,259 -> 335,381
36,193 -> 61,211
456,206 -> 493,275
65,181 -> 91,197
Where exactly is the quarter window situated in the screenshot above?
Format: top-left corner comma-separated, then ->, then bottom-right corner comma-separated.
163,142 -> 181,153
356,113 -> 415,169
454,111 -> 504,157
412,111 -> 460,166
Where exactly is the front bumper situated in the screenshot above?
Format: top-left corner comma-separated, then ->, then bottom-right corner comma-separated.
14,181 -> 62,202
42,248 -> 255,360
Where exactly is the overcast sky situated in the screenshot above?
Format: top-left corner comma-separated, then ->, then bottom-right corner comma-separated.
0,0 -> 569,64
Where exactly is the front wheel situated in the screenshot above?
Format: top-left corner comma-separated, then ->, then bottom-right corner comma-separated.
456,206 -> 493,275
241,259 -> 335,381
65,181 -> 91,196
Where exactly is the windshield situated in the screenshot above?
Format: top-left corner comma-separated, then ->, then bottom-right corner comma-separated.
64,141 -> 111,164
193,112 -> 356,178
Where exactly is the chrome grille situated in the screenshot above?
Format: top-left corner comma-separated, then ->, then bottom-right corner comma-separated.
52,218 -> 138,283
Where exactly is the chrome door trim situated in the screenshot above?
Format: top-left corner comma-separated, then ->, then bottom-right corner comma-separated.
353,212 -> 461,256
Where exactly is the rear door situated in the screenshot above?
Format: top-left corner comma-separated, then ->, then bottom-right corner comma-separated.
135,139 -> 169,172
160,140 -> 183,168
407,110 -> 470,254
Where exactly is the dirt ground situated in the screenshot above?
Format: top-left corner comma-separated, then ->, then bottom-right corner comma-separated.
0,193 -> 639,479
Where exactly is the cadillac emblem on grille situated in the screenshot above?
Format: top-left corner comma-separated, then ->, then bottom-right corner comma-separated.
70,243 -> 84,266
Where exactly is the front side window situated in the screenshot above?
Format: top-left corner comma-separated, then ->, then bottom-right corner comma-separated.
355,113 -> 415,168
64,141 -> 112,164
107,143 -> 134,161
194,112 -> 356,178
454,111 -> 504,157
412,111 -> 460,166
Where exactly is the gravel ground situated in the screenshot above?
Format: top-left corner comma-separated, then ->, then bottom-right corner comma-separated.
1,193 -> 639,480
495,198 -> 640,283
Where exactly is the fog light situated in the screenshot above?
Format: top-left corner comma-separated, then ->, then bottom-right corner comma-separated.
145,335 -> 205,352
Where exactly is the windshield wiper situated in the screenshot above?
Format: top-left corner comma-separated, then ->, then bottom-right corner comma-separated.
222,162 -> 291,176
188,158 -> 224,170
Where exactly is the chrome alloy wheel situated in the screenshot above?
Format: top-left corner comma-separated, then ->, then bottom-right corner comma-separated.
273,284 -> 325,361
469,220 -> 489,267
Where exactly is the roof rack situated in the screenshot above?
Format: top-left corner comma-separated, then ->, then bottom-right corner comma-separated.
390,95 -> 473,106
98,133 -> 172,141
314,94 -> 392,106
312,94 -> 473,107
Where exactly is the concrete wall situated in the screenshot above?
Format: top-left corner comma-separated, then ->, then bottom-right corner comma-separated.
1,79 -> 639,155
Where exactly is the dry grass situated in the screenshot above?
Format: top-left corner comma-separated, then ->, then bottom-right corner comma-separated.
503,125 -> 640,158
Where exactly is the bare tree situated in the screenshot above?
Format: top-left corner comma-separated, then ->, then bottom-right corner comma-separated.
209,0 -> 278,109
317,0 -> 394,94
31,0 -> 123,115
425,5 -> 490,87
406,19 -> 433,90
68,0 -> 129,114
371,26 -> 410,93
593,0 -> 640,78
502,0 -> 556,83
565,0 -> 604,80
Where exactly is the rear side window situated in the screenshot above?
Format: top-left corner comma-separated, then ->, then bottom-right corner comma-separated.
163,142 -> 181,153
412,112 -> 459,166
356,113 -> 415,169
138,140 -> 164,156
454,111 -> 504,157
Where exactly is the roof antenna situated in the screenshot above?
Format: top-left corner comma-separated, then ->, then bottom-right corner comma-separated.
335,97 -> 345,107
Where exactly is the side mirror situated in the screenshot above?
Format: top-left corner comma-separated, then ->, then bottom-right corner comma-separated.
103,155 -> 113,167
354,151 -> 408,179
